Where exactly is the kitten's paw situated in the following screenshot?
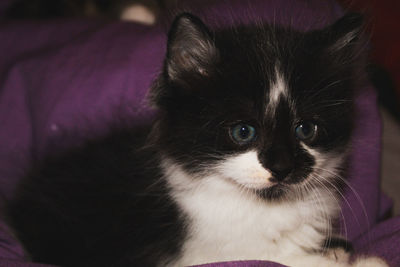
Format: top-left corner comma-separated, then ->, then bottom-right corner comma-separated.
351,256 -> 388,267
324,248 -> 350,263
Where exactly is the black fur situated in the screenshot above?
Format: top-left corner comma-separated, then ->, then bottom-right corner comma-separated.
323,237 -> 354,253
8,125 -> 186,266
152,12 -> 364,185
7,13 -> 366,266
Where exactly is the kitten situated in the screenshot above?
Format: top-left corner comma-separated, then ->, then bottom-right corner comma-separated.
6,12 -> 387,267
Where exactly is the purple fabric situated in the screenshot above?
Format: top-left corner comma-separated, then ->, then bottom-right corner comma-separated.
354,217 -> 400,267
193,261 -> 286,267
0,0 -> 397,266
0,20 -> 163,198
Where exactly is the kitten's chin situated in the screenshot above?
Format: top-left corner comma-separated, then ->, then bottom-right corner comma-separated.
239,181 -> 276,190
254,184 -> 289,200
229,178 -> 289,201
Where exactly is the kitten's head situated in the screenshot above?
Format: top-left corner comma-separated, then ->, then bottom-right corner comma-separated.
151,13 -> 366,200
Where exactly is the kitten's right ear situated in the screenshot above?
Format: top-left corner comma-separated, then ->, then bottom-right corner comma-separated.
324,12 -> 365,54
165,13 -> 218,84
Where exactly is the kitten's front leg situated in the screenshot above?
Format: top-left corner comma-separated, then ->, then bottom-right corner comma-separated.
351,257 -> 389,267
281,253 -> 388,267
320,237 -> 388,267
325,247 -> 350,263
323,237 -> 353,263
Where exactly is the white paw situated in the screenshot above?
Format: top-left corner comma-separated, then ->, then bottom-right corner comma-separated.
352,256 -> 389,267
324,248 -> 351,263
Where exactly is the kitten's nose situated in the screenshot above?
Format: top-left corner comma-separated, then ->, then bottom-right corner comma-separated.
269,165 -> 292,182
260,139 -> 295,182
267,152 -> 294,182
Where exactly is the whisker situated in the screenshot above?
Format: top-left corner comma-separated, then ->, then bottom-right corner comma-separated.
303,177 -> 329,241
312,168 -> 368,243
313,167 -> 370,229
309,173 -> 348,252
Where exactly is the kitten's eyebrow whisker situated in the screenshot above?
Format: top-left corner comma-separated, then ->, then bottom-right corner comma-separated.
308,79 -> 343,99
317,102 -> 352,108
319,99 -> 352,103
305,67 -> 356,101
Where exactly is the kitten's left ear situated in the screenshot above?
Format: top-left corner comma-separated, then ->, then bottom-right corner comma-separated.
165,13 -> 218,84
324,12 -> 365,53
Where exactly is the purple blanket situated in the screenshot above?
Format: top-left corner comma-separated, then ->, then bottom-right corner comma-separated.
0,0 -> 398,266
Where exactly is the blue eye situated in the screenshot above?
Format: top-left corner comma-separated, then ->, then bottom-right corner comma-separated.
230,124 -> 256,144
295,122 -> 317,141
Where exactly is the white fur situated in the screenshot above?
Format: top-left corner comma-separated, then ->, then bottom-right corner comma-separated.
267,68 -> 288,115
301,144 -> 345,189
160,149 -> 388,267
161,154 -> 341,266
216,150 -> 274,189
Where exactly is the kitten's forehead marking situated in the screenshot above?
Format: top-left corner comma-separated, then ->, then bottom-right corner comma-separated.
266,68 -> 288,115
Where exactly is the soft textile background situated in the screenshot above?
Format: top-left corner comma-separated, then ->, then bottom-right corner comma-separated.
0,0 -> 398,266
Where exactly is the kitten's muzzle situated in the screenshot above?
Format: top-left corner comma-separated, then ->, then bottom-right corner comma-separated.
269,168 -> 292,182
262,148 -> 295,182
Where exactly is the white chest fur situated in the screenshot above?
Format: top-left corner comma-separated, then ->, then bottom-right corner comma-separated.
163,161 -> 338,267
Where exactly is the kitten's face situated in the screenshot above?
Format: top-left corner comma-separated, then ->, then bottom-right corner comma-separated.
152,13 -> 365,200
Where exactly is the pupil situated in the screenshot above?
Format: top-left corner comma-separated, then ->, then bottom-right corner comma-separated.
240,126 -> 249,138
301,124 -> 310,136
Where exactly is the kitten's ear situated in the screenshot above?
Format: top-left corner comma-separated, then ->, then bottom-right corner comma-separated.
324,13 -> 365,53
165,13 -> 218,83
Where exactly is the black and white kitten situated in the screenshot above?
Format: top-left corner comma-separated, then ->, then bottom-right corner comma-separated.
7,13 -> 387,267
